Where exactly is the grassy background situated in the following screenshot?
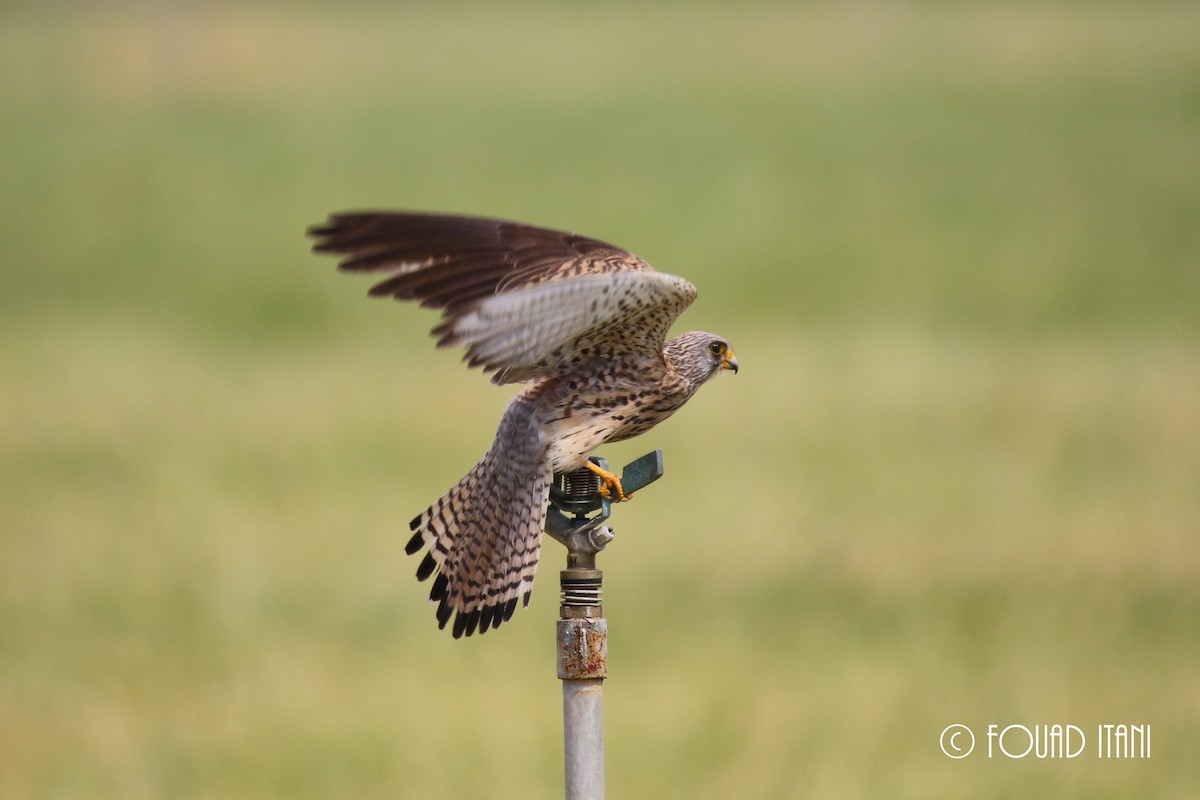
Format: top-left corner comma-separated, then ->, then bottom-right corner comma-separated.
2,2 -> 1198,797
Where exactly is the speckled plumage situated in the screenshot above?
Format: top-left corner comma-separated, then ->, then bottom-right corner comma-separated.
309,212 -> 737,637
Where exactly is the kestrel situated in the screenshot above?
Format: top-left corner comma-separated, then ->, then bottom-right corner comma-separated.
308,212 -> 738,637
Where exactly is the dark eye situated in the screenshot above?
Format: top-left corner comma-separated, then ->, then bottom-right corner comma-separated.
708,340 -> 724,356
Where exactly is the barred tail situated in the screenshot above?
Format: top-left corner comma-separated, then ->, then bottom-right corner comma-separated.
404,400 -> 550,637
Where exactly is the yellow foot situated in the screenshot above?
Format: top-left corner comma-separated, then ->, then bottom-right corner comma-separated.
585,460 -> 629,502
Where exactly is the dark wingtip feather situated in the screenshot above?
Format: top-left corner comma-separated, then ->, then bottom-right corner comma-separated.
452,611 -> 468,639
464,608 -> 481,637
478,604 -> 496,634
436,595 -> 453,629
415,552 -> 437,582
429,593 -> 519,638
306,224 -> 332,241
367,283 -> 398,297
404,529 -> 424,555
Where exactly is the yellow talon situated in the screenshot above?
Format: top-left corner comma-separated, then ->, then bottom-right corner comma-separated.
585,460 -> 627,502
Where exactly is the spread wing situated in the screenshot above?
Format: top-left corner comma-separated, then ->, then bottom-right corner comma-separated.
308,212 -> 697,383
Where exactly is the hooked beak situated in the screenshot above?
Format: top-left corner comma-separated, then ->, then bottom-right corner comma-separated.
721,350 -> 739,374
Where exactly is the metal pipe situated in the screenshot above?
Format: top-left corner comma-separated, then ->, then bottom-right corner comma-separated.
559,611 -> 606,800
547,452 -> 664,800
562,678 -> 605,800
557,557 -> 607,800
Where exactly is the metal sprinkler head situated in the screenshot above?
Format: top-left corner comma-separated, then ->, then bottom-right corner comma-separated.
546,450 -> 665,564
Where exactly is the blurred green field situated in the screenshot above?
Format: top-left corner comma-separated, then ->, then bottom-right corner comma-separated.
2,2 -> 1198,798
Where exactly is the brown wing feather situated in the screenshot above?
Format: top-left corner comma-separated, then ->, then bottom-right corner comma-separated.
309,211 -> 697,384
307,212 -> 654,313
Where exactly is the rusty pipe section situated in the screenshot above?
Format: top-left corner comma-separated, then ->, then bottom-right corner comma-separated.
558,607 -> 607,679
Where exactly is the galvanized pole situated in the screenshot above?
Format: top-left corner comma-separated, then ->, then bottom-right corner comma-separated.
546,452 -> 664,800
557,540 -> 607,800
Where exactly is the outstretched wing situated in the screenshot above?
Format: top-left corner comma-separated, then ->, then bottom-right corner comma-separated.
308,212 -> 697,383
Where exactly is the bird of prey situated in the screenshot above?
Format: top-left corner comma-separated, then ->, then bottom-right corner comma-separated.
308,212 -> 738,638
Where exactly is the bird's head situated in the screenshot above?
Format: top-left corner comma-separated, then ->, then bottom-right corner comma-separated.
665,331 -> 739,387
